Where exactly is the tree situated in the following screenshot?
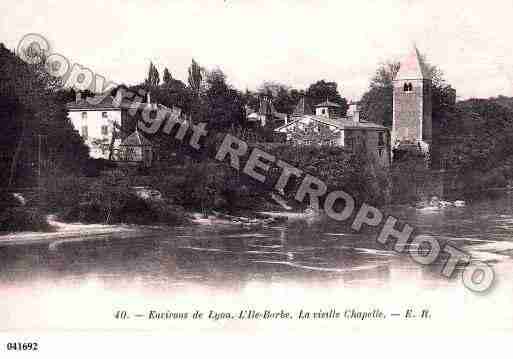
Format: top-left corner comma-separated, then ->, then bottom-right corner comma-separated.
274,86 -> 297,114
359,57 -> 457,128
204,68 -> 244,130
145,62 -> 160,87
242,89 -> 259,112
306,80 -> 348,116
162,67 -> 172,84
186,59 -> 206,123
0,44 -> 89,187
187,59 -> 203,97
256,82 -> 301,115
257,81 -> 289,97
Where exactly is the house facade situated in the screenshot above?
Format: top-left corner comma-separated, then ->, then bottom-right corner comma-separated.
66,92 -> 180,163
275,101 -> 391,167
66,93 -> 124,159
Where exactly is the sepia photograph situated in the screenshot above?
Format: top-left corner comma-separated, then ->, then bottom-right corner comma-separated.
0,0 -> 512,356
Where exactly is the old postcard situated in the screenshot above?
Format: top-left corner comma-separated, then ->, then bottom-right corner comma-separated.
1,0 -> 512,357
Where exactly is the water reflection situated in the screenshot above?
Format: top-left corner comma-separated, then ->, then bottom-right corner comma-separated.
0,194 -> 512,331
1,195 -> 513,289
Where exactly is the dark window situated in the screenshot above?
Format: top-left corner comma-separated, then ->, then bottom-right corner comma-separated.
322,109 -> 326,114
81,112 -> 87,119
101,125 -> 108,135
378,132 -> 384,146
102,112 -> 108,118
403,83 -> 413,92
378,148 -> 383,157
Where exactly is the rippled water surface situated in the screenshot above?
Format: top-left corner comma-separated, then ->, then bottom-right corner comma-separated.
1,194 -> 512,332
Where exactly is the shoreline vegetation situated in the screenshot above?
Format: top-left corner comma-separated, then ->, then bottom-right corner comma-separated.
1,142 -> 511,236
1,143 -> 391,234
1,177 -> 510,238
3,43 -> 513,236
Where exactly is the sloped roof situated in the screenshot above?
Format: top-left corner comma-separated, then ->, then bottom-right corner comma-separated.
67,95 -> 175,113
119,130 -> 153,147
66,95 -> 123,110
292,97 -> 314,116
315,100 -> 341,108
275,115 -> 387,132
395,46 -> 429,80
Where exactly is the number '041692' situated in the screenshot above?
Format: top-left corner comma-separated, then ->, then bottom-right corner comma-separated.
6,342 -> 39,351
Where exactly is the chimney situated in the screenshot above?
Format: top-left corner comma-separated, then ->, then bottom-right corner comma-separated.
76,91 -> 82,103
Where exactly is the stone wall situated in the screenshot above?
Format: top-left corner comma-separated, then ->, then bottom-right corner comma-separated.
391,156 -> 457,203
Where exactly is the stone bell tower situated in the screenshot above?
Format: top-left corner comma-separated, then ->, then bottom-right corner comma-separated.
392,46 -> 432,162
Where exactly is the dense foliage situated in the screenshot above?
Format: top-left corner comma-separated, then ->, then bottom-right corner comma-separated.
0,191 -> 50,232
0,44 -> 90,188
149,144 -> 390,214
359,58 -> 456,129
41,170 -> 189,225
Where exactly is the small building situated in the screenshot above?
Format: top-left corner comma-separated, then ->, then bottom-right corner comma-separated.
314,99 -> 342,118
116,129 -> 154,167
275,100 -> 390,167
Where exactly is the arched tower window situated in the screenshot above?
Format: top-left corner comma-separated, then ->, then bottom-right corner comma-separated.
403,82 -> 413,92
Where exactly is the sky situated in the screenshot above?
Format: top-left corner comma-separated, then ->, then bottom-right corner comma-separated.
1,0 -> 513,101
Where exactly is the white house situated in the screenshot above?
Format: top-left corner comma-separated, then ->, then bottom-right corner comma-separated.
66,92 -> 124,159
66,92 -> 180,162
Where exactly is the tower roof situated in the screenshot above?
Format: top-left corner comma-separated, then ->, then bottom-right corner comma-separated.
395,46 -> 429,80
120,129 -> 153,147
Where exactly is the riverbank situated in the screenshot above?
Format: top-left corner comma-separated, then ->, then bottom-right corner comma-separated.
0,215 -> 172,247
0,209 -> 295,246
1,195 -> 513,335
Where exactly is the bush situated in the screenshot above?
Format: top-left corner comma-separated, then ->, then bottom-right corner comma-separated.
265,145 -> 391,207
0,191 -> 21,212
39,174 -> 90,211
55,170 -> 189,225
148,145 -> 391,213
0,206 -> 51,232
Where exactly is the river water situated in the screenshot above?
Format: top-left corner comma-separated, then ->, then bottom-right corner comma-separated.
1,193 -> 512,333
